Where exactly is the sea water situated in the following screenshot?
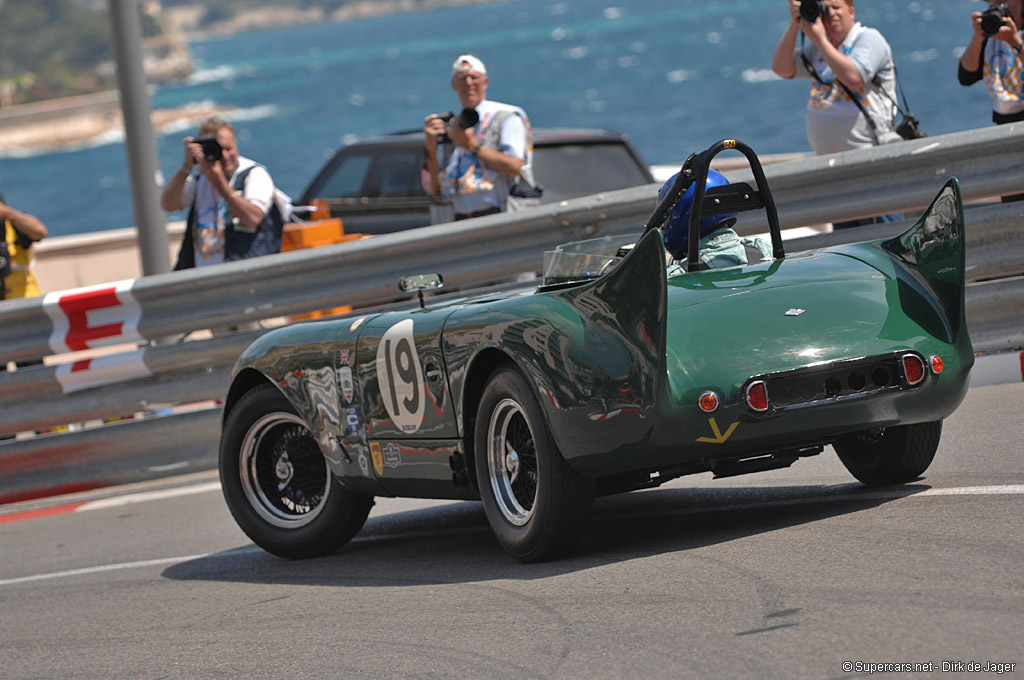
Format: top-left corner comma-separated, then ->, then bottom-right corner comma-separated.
0,0 -> 994,238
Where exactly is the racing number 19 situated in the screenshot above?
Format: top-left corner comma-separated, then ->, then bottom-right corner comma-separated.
383,337 -> 420,416
375,319 -> 426,433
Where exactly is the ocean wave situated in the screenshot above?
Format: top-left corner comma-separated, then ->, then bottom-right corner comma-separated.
741,67 -> 782,84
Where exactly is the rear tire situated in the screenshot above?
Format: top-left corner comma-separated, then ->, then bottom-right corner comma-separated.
474,366 -> 594,562
834,420 -> 942,486
220,384 -> 374,559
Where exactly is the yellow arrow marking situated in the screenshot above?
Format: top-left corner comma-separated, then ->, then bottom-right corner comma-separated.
696,417 -> 739,444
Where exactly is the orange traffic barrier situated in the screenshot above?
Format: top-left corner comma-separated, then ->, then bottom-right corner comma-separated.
282,203 -> 367,320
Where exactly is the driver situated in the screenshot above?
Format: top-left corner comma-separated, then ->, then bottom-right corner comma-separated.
660,169 -> 772,270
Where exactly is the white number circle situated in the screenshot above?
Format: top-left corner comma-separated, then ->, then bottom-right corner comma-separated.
375,319 -> 425,433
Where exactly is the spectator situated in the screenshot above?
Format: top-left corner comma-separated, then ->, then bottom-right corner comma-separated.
161,118 -> 284,269
771,0 -> 903,228
1,191 -> 47,374
1,192 -> 47,303
958,2 -> 1024,202
959,1 -> 1024,124
422,54 -> 540,222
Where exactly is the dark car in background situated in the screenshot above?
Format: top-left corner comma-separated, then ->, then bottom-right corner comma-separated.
296,129 -> 655,234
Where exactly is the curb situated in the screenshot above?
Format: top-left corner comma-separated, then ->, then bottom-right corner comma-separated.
970,350 -> 1024,387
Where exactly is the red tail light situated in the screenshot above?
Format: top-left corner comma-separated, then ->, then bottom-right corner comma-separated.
746,381 -> 768,412
698,391 -> 720,413
902,354 -> 925,385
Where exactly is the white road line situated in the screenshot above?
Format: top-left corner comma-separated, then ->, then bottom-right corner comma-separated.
0,554 -> 212,587
2,484 -> 1021,589
74,481 -> 222,512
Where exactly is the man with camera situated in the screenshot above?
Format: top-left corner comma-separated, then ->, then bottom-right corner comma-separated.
160,117 -> 283,269
421,54 -> 538,222
771,0 -> 903,227
959,1 -> 1024,125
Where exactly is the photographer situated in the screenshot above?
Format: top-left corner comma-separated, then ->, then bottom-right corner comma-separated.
0,192 -> 47,303
1,192 -> 47,378
422,55 -> 538,222
958,1 -> 1024,125
771,0 -> 903,227
160,118 -> 283,269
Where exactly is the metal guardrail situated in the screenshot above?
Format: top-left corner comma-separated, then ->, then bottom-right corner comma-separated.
3,123 -> 1024,499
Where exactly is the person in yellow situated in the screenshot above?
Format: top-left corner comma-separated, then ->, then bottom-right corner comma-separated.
0,192 -> 47,302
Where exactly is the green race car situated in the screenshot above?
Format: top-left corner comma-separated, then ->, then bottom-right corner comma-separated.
219,139 -> 973,562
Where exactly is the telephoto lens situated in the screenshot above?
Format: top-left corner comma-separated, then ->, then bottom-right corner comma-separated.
799,0 -> 827,22
981,4 -> 1013,36
435,108 -> 480,144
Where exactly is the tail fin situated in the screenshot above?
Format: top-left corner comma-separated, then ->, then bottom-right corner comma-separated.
882,178 -> 968,343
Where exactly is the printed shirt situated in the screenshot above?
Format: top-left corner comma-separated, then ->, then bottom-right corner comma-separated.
438,100 -> 529,214
3,220 -> 39,299
794,23 -> 899,154
983,33 -> 1024,116
180,157 -> 273,267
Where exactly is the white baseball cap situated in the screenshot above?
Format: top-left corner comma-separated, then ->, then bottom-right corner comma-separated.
452,54 -> 487,76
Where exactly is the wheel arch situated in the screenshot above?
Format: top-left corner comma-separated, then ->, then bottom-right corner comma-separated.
460,348 -> 536,490
223,367 -> 278,425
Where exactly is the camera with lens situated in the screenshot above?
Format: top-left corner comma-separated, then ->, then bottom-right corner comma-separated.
434,108 -> 480,144
799,0 -> 828,22
0,238 -> 11,282
981,3 -> 1013,36
193,135 -> 223,163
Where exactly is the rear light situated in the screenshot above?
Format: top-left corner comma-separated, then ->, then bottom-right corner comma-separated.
746,381 -> 768,412
930,355 -> 944,375
902,353 -> 925,385
698,391 -> 720,413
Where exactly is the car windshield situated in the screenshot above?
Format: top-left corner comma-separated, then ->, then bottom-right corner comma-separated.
533,142 -> 652,202
542,235 -> 635,286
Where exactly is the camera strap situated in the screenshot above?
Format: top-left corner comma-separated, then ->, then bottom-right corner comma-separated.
799,45 -> 880,145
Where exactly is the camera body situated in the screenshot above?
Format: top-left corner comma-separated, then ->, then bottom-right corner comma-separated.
981,3 -> 1013,37
194,135 -> 223,163
434,108 -> 480,144
799,0 -> 828,23
0,238 -> 11,281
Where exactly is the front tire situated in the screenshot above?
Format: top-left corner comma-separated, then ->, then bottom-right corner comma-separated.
220,384 -> 373,559
834,420 -> 942,486
474,366 -> 594,562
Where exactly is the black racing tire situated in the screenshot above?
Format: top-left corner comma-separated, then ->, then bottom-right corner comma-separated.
220,384 -> 374,559
834,420 -> 942,486
473,366 -> 594,562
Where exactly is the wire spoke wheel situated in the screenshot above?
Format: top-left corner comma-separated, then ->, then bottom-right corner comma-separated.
486,398 -> 539,526
240,412 -> 330,528
220,384 -> 374,559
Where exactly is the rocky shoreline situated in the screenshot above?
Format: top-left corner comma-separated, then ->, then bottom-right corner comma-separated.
0,0 -> 512,154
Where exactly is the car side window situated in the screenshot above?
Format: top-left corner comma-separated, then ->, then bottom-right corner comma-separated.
315,152 -> 375,198
533,143 -> 652,203
363,148 -> 425,198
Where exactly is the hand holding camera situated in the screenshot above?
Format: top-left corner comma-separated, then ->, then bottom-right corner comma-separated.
980,3 -> 1016,37
193,135 -> 224,163
433,108 -> 480,145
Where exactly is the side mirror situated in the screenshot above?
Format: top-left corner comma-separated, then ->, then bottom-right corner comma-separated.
398,273 -> 444,308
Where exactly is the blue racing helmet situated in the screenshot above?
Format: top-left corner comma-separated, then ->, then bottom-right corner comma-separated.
659,168 -> 736,258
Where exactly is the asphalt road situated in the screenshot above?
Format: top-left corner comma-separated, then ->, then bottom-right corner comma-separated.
1,382 -> 1022,679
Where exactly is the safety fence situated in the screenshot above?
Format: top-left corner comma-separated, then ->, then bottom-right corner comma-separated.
2,123 -> 1024,500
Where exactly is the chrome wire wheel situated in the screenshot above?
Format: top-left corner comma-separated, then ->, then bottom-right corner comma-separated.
239,412 -> 330,529
486,397 -> 539,526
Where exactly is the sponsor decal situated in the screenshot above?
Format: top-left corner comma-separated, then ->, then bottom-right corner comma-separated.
384,442 -> 401,469
338,348 -> 351,366
375,319 -> 425,433
42,280 -> 152,393
345,405 -> 360,435
358,450 -> 369,477
339,365 -> 354,403
370,442 -> 384,476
